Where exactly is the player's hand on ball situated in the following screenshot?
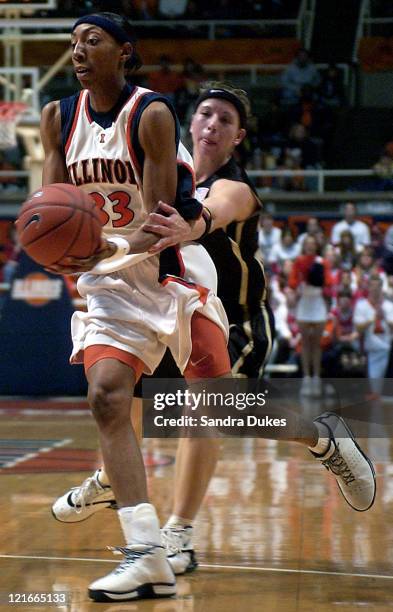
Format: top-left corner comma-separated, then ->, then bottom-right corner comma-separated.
144,201 -> 193,253
45,238 -> 116,275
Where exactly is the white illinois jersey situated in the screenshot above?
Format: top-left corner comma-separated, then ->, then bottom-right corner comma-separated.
61,84 -> 229,373
61,84 -> 200,273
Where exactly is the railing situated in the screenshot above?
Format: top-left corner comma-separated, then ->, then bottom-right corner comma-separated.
354,0 -> 370,62
0,168 -> 379,193
0,168 -> 388,207
363,17 -> 393,35
247,168 -> 377,193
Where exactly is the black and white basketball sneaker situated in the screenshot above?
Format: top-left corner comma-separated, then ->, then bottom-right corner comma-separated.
51,469 -> 116,522
311,412 -> 376,512
89,544 -> 176,602
161,526 -> 198,575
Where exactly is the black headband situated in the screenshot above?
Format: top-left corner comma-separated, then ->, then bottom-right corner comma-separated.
72,15 -> 136,45
194,88 -> 247,128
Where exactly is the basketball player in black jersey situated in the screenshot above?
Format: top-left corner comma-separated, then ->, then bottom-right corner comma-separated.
53,80 -> 376,578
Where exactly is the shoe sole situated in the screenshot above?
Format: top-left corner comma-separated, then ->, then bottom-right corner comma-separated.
317,412 -> 377,512
88,582 -> 176,602
51,501 -> 117,523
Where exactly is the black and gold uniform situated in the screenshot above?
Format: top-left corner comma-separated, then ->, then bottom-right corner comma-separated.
198,156 -> 274,377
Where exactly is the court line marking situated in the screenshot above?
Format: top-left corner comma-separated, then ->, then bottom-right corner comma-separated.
0,554 -> 392,580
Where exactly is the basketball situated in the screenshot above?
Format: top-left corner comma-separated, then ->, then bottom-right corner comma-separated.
15,183 -> 102,267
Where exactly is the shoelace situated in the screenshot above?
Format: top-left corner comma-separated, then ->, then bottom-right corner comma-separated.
73,476 -> 102,514
161,528 -> 188,554
109,544 -> 162,575
322,446 -> 356,485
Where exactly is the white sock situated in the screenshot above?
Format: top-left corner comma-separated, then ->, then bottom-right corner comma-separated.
164,514 -> 193,529
308,422 -> 331,455
118,503 -> 161,546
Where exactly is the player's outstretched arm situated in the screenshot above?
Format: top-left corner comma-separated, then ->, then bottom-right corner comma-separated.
145,179 -> 258,253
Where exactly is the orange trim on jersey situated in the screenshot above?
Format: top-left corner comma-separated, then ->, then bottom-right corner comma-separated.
177,159 -> 196,196
84,92 -> 93,124
65,91 -> 84,155
161,275 -> 209,305
174,245 -> 185,277
126,92 -> 149,180
84,344 -> 145,380
184,311 -> 231,380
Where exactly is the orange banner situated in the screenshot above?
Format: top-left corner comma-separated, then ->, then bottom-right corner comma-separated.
358,37 -> 393,72
15,38 -> 300,68
138,38 -> 301,66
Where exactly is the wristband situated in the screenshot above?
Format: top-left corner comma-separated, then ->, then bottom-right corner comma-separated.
107,236 -> 131,258
200,206 -> 213,239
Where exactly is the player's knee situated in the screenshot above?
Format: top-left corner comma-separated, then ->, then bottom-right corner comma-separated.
88,382 -> 130,427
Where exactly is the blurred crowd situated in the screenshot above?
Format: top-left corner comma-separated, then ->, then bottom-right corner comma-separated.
0,49 -> 347,195
260,202 -> 393,395
245,49 -> 346,190
39,0 -> 301,20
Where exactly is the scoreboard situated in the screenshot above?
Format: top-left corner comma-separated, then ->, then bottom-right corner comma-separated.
0,0 -> 56,9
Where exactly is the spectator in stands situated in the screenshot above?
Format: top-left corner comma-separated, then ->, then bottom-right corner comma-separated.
289,234 -> 332,396
288,85 -> 325,141
315,226 -> 328,253
184,1 -> 199,18
336,229 -> 358,270
384,274 -> 393,303
276,148 -> 306,191
147,55 -> 184,103
372,141 -> 393,190
296,216 -> 321,249
134,0 -> 158,19
323,244 -> 342,288
337,267 -> 358,297
354,246 -> 384,298
331,202 -> 371,250
383,224 -> 393,275
332,289 -> 359,349
316,64 -> 345,149
323,288 -> 360,377
370,223 -> 385,261
272,285 -> 302,366
354,274 -> 393,395
319,63 -> 345,109
285,122 -> 321,169
268,226 -> 300,272
280,48 -> 321,107
158,0 -> 188,18
257,213 -> 282,262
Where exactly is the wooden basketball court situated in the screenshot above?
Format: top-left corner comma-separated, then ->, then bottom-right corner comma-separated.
0,399 -> 392,611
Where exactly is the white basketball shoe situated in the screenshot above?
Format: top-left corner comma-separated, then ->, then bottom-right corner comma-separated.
162,526 -> 198,575
52,469 -> 116,522
88,544 -> 176,602
311,411 -> 376,511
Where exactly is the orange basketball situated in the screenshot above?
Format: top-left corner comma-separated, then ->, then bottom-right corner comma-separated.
16,183 -> 102,267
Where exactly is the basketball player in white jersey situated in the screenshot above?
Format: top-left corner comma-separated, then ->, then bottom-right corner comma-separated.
51,76 -> 377,580
40,12 -> 233,602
